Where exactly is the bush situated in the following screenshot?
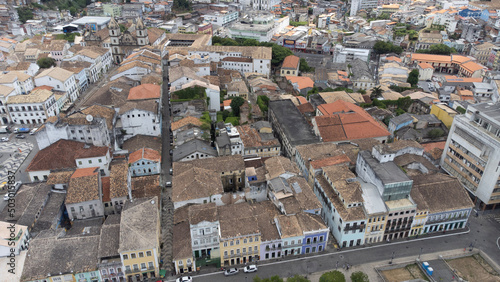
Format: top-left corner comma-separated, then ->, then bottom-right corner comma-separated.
319,270 -> 346,282
173,86 -> 206,100
230,96 -> 245,117
350,271 -> 369,282
456,106 -> 466,114
225,117 -> 239,126
290,21 -> 308,27
37,57 -> 56,69
257,95 -> 270,113
428,128 -> 444,139
299,58 -> 315,73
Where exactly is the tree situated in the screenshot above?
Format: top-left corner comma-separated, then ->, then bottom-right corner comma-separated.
416,43 -> 456,55
69,6 -> 77,16
428,128 -> 444,139
299,58 -> 315,73
358,89 -> 366,95
172,0 -> 191,11
456,106 -> 466,114
37,58 -> 56,69
407,69 -> 419,87
254,275 -> 284,282
351,271 -> 369,282
230,97 -> 245,117
370,86 -> 383,100
270,44 -> 293,66
257,95 -> 270,113
17,7 -> 33,24
373,40 -> 403,55
288,275 -> 311,282
319,270 -> 346,282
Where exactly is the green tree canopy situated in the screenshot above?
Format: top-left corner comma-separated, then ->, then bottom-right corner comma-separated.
230,96 -> 245,117
319,270 -> 346,282
172,0 -> 191,11
287,274 -> 311,282
254,275 -> 284,282
416,43 -> 456,55
373,40 -> 403,55
370,86 -> 383,100
407,69 -> 419,87
428,128 -> 444,139
37,57 -> 56,69
257,95 -> 270,113
299,58 -> 315,73
350,271 -> 369,282
17,7 -> 33,24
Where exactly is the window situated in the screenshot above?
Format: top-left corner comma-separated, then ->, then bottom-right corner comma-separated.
131,253 -> 136,259
249,237 -> 253,243
78,161 -> 82,165
255,236 -> 259,241
99,159 -> 102,163
236,240 -> 240,245
224,242 -> 228,247
244,239 -> 247,244
123,254 -> 128,260
148,261 -> 154,269
133,264 -> 139,271
146,251 -> 152,256
125,265 -> 131,272
230,241 -> 234,246
88,160 -> 92,164
139,252 -> 144,258
141,263 -> 146,270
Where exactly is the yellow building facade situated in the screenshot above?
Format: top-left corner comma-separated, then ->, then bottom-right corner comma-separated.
120,248 -> 160,280
430,103 -> 458,128
220,234 -> 261,266
411,210 -> 429,236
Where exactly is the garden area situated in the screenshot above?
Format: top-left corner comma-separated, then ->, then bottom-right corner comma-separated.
380,263 -> 429,282
447,255 -> 500,282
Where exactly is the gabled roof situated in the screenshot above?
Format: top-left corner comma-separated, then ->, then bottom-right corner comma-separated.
35,67 -> 74,82
128,84 -> 161,100
119,196 -> 159,253
286,76 -> 314,90
26,140 -> 108,172
282,55 -> 300,69
66,167 -> 100,204
171,116 -> 203,131
129,148 -> 161,164
109,160 -> 129,200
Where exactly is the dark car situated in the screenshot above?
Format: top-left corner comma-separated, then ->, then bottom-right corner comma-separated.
15,134 -> 25,139
169,149 -> 173,155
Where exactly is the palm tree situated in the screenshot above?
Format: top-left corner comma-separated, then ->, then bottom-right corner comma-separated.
370,86 -> 383,100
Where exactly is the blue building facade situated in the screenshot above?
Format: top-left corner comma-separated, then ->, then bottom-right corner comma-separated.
301,229 -> 328,254
459,8 -> 482,18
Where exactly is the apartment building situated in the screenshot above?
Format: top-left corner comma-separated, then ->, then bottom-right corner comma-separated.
440,103 -> 500,209
7,88 -> 58,125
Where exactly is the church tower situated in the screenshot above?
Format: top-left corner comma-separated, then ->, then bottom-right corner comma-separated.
108,17 -> 123,64
135,17 -> 149,46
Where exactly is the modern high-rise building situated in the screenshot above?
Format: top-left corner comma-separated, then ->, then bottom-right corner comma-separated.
440,103 -> 500,210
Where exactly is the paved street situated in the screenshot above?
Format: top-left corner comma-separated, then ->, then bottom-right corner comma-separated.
167,212 -> 500,281
160,58 -> 174,275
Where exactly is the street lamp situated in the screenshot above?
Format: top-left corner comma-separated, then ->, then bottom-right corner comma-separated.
389,251 -> 395,264
336,260 -> 338,269
418,247 -> 423,260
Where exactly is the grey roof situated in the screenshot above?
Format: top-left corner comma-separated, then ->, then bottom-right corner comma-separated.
390,113 -> 414,125
119,196 -> 159,253
0,183 -> 52,226
410,114 -> 441,123
215,132 -> 230,148
65,218 -> 103,237
253,120 -> 271,131
359,177 -> 387,215
359,150 -> 411,185
30,192 -> 66,236
470,102 -> 500,123
173,139 -> 217,161
268,99 -> 320,146
98,214 -> 121,259
349,58 -> 372,80
21,234 -> 100,281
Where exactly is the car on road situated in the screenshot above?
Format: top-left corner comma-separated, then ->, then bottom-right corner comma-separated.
169,149 -> 173,155
176,276 -> 192,282
15,134 -> 25,139
30,128 -> 38,135
165,181 -> 172,187
224,268 -> 239,276
169,168 -> 173,175
1,137 -> 8,142
243,265 -> 258,273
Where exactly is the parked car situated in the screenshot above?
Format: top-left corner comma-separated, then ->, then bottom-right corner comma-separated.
165,181 -> 172,187
176,276 -> 192,282
224,268 -> 239,276
169,168 -> 173,175
15,134 -> 25,139
243,265 -> 258,273
1,137 -> 8,142
169,149 -> 173,155
29,128 -> 38,135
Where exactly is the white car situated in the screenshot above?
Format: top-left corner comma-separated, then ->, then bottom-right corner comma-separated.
30,128 -> 38,135
1,137 -> 8,142
243,265 -> 258,273
224,268 -> 239,276
176,276 -> 192,282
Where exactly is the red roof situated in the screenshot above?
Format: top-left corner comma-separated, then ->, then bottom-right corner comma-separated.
282,55 -> 300,69
310,155 -> 351,169
129,148 -> 161,164
127,84 -> 161,100
286,76 -> 314,90
101,176 -> 111,202
314,100 -> 390,142
71,167 -> 99,178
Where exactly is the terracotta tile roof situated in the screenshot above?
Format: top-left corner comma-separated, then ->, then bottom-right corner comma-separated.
218,202 -> 260,238
26,140 -> 109,172
282,55 -> 300,69
319,91 -> 365,104
264,156 -> 299,180
172,221 -> 192,259
286,76 -> 314,90
80,104 -> 116,130
188,202 -> 218,225
314,101 -> 390,142
131,175 -> 161,200
115,61 -> 152,74
35,67 -> 74,82
410,173 -> 474,213
46,170 -> 75,185
66,167 -> 100,204
174,155 -> 245,175
172,167 -> 222,202
310,154 -> 351,169
460,61 -> 484,73
101,176 -> 111,202
418,62 -> 434,69
385,56 -> 402,63
122,135 -> 162,153
7,88 -> 53,104
109,160 -> 129,199
128,148 -> 161,164
147,27 -> 165,43
236,124 -> 279,149
171,116 -> 203,131
297,102 -> 314,114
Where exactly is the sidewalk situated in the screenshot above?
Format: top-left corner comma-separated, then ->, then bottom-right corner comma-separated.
303,248 -> 471,282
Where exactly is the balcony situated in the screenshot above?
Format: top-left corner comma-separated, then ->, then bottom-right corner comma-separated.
427,214 -> 468,224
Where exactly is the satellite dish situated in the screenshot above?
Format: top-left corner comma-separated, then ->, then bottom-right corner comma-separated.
86,115 -> 94,122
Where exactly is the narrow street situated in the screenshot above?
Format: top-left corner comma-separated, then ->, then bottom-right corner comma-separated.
159,57 -> 174,275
